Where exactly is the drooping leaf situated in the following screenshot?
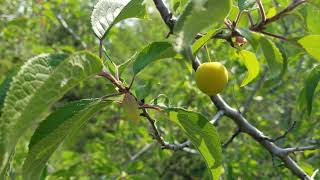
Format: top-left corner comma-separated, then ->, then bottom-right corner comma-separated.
259,37 -> 283,76
298,35 -> 320,61
174,0 -> 231,51
22,99 -> 109,180
0,52 -> 103,174
122,93 -> 140,122
238,50 -> 260,87
192,29 -> 216,55
132,42 -> 176,75
299,65 -> 320,115
166,108 -> 223,180
91,0 -> 146,39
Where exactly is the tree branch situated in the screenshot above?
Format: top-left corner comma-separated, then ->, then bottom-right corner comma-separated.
153,0 -> 312,179
222,128 -> 241,149
141,109 -> 191,151
55,14 -> 87,49
283,145 -> 320,154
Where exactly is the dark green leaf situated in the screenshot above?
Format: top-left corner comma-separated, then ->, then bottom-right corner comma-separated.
22,99 -> 109,180
299,65 -> 320,115
132,42 -> 176,75
260,37 -> 283,76
0,52 -> 103,175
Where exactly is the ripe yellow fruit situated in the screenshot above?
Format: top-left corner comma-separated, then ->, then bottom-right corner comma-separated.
195,62 -> 228,95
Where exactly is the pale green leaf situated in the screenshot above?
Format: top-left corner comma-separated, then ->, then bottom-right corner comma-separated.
239,50 -> 260,87
132,42 -> 176,75
174,0 -> 231,51
22,99 -> 109,180
91,0 -> 146,39
298,35 -> 320,61
192,29 -> 216,55
299,65 -> 320,115
122,93 -> 140,122
306,5 -> 320,34
167,108 -> 223,180
0,52 -> 103,175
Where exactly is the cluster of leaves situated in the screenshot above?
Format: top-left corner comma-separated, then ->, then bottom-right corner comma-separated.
0,0 -> 319,179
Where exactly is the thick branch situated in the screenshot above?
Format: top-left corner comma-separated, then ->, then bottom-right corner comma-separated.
152,0 -> 175,32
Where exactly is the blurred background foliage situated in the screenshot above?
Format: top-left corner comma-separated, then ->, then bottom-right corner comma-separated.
0,0 -> 319,179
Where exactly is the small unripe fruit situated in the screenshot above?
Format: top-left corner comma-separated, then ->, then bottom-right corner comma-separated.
195,62 -> 228,95
234,36 -> 247,46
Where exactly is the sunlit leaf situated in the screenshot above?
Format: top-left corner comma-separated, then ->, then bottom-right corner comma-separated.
22,99 -> 109,180
238,50 -> 260,87
298,35 -> 320,61
167,108 -> 223,180
91,0 -> 146,39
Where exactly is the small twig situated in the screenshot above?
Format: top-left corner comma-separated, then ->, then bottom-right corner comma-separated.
311,169 -> 319,180
233,11 -> 242,28
139,104 -> 163,111
141,109 -> 191,151
99,70 -> 127,92
222,128 -> 241,149
283,145 -> 320,154
256,0 -> 267,23
101,92 -> 124,100
258,31 -> 288,41
271,121 -> 296,142
245,11 -> 255,26
56,13 -> 87,49
128,142 -> 156,163
210,110 -> 225,125
99,40 -> 103,59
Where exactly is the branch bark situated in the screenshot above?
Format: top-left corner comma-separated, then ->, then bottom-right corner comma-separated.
153,0 -> 312,179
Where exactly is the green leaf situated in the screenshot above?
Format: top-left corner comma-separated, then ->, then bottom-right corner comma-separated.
0,52 -> 103,174
135,82 -> 152,101
298,35 -> 320,61
0,70 -> 17,114
132,42 -> 176,75
91,0 -> 146,39
238,0 -> 256,11
238,50 -> 260,87
192,29 -> 216,55
166,108 -> 223,180
22,99 -> 109,180
174,0 -> 231,51
306,5 -> 320,34
260,37 -> 283,76
299,65 -> 320,115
